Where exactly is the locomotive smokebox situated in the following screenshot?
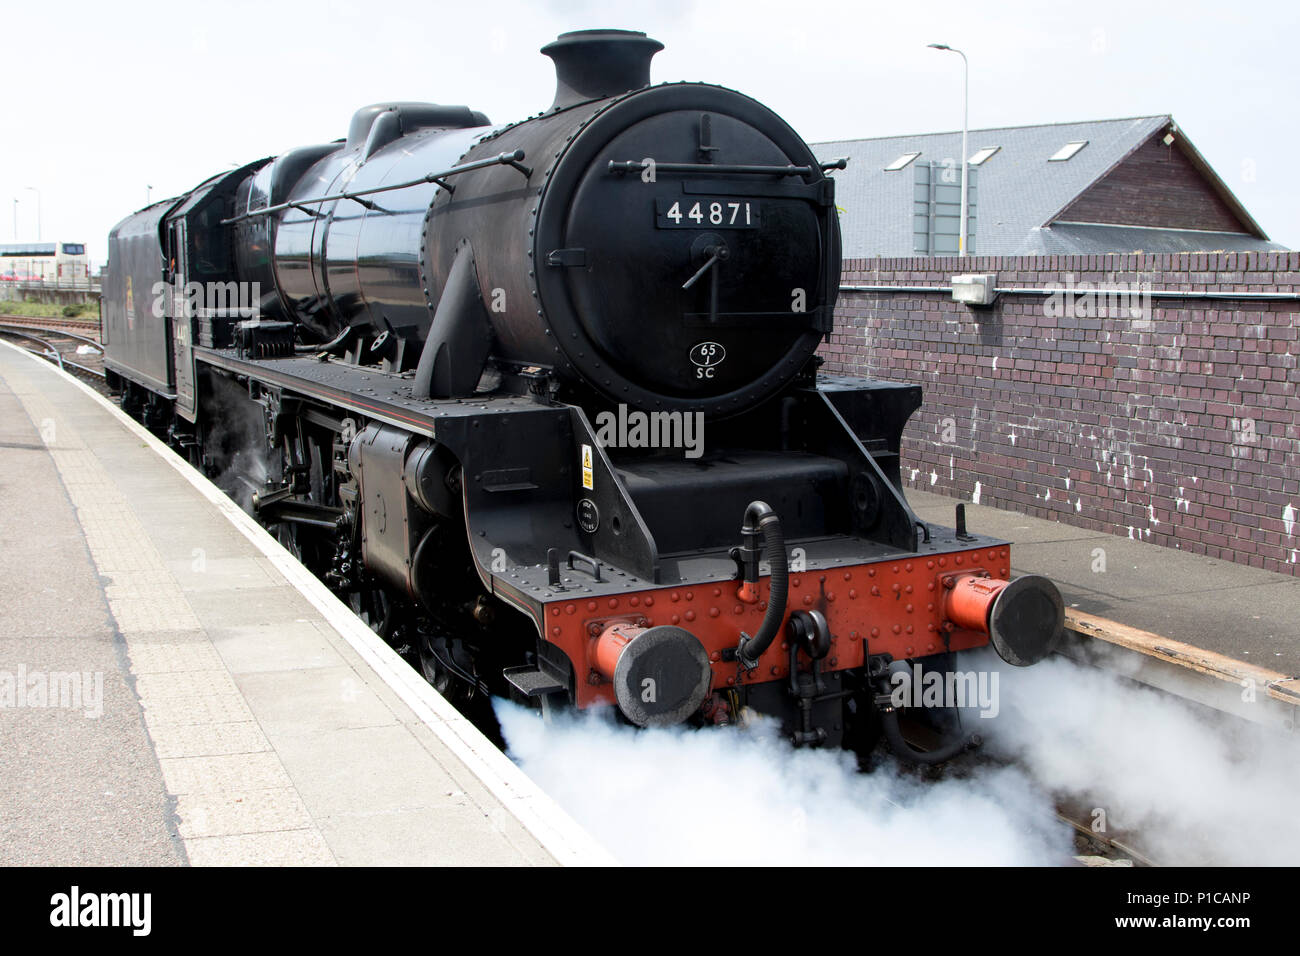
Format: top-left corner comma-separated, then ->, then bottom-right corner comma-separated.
541,29 -> 664,110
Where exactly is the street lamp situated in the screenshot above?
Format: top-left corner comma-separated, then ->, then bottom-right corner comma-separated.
927,43 -> 969,257
24,186 -> 41,241
11,198 -> 16,242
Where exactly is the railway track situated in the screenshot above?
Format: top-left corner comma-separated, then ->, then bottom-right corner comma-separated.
1056,802 -> 1156,867
0,321 -> 108,393
0,314 -> 101,342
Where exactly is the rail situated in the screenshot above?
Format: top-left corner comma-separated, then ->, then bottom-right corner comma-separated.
0,323 -> 105,381
0,316 -> 101,347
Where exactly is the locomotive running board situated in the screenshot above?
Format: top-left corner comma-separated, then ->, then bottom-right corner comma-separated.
196,346 -> 449,437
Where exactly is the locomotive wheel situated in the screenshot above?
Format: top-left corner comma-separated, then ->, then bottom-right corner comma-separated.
417,634 -> 454,697
415,628 -> 478,706
413,625 -> 505,748
348,587 -> 396,640
272,434 -> 332,571
275,521 -> 304,563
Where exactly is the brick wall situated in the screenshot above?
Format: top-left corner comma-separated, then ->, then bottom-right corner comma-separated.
823,252 -> 1300,576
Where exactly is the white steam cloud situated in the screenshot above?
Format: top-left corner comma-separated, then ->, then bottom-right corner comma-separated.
496,701 -> 1070,866
989,653 -> 1300,866
498,650 -> 1300,866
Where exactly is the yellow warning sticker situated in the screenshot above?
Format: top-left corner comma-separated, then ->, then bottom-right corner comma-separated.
581,444 -> 594,490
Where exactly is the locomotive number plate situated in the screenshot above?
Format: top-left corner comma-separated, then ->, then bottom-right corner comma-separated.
655,198 -> 761,229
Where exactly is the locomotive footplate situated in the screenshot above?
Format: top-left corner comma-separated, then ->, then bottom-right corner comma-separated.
194,347 -> 545,440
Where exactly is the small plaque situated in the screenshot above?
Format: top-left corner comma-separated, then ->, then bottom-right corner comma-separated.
577,498 -> 600,534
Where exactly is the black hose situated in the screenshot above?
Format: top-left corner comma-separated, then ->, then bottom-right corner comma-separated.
736,501 -> 788,670
880,709 -> 980,765
315,325 -> 354,356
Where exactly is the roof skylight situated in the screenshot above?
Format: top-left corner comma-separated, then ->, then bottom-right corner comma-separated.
884,151 -> 921,171
1049,141 -> 1088,162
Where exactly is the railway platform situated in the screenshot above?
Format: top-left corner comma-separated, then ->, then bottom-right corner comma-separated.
0,341 -> 612,866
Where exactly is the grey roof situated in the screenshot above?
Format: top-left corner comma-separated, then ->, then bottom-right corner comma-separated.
812,115 -> 1278,257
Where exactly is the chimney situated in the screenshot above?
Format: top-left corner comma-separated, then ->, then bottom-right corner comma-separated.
541,29 -> 663,111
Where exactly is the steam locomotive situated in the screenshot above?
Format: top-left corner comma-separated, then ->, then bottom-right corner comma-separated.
101,29 -> 1064,759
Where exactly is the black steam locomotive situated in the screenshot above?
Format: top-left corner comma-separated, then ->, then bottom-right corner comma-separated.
102,29 -> 1063,758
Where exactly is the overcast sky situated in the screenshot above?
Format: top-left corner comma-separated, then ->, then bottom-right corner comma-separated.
2,0 -> 1294,266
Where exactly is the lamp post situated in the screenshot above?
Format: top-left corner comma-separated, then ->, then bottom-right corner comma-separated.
24,186 -> 41,241
11,198 -> 16,241
927,43 -> 968,257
